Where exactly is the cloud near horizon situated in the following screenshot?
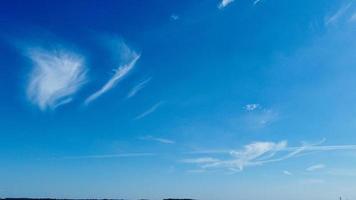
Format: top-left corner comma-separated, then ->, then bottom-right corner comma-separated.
26,48 -> 87,111
306,164 -> 325,171
183,140 -> 356,172
181,157 -> 220,164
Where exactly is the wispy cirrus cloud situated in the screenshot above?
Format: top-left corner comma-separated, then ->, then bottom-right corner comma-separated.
306,164 -> 325,171
253,0 -> 262,5
218,0 -> 234,9
181,157 -> 220,164
139,135 -> 175,144
325,2 -> 352,26
85,39 -> 140,105
127,77 -> 152,98
134,101 -> 163,120
183,140 -> 356,172
26,48 -> 87,111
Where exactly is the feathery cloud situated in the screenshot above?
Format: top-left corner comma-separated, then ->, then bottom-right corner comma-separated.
183,140 -> 356,172
306,164 -> 325,171
127,77 -> 152,98
139,135 -> 175,144
134,101 -> 163,120
85,40 -> 140,105
26,48 -> 87,111
218,0 -> 235,9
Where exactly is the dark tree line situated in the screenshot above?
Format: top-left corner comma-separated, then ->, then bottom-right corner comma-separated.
1,198 -> 195,200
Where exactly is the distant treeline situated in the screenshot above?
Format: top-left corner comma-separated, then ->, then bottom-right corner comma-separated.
0,198 -> 195,200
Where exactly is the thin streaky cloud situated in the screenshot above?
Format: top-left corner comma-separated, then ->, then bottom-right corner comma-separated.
182,140 -> 356,172
306,164 -> 325,171
253,0 -> 262,5
85,41 -> 140,105
139,135 -> 175,144
325,2 -> 352,26
127,77 -> 152,98
134,101 -> 163,120
218,0 -> 234,9
26,48 -> 87,111
189,144 -> 356,154
62,153 -> 155,160
285,144 -> 356,151
181,157 -> 220,164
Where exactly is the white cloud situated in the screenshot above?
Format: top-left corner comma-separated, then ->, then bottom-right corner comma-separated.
183,140 -> 356,172
325,3 -> 352,26
244,103 -> 260,111
181,157 -> 220,164
288,144 -> 356,151
139,135 -> 175,144
218,0 -> 235,9
253,0 -> 262,5
283,170 -> 292,176
306,164 -> 325,171
184,141 -> 290,172
26,48 -> 87,111
134,101 -> 163,120
85,40 -> 140,105
127,77 -> 152,98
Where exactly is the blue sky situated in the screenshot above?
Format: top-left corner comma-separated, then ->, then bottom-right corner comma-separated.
2,0 -> 356,199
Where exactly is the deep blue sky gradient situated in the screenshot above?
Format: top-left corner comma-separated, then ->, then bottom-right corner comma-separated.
1,0 -> 356,199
